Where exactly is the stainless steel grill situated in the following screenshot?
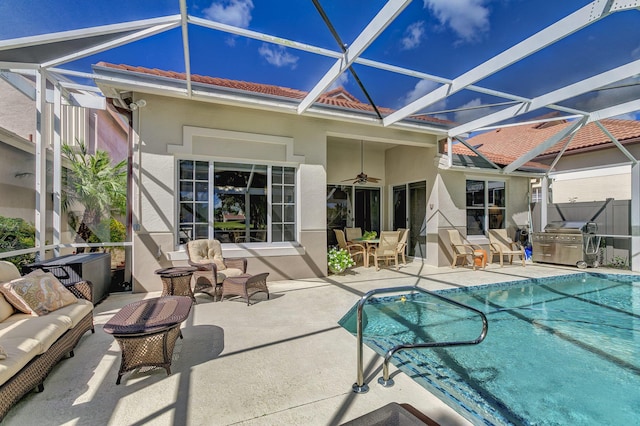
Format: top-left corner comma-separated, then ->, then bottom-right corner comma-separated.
532,221 -> 600,268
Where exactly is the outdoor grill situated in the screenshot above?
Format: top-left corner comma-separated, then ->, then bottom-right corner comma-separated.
532,221 -> 600,268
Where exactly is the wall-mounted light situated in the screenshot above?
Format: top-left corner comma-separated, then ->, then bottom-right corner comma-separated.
129,99 -> 147,111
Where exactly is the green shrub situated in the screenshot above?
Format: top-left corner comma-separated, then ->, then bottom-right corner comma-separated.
0,216 -> 36,268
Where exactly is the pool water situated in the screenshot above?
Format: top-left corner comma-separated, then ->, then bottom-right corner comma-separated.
339,273 -> 640,425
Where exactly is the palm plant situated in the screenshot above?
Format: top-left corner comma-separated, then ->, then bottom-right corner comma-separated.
61,141 -> 127,250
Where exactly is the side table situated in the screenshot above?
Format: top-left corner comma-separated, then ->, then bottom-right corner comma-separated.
155,266 -> 197,302
221,273 -> 270,305
103,296 -> 192,384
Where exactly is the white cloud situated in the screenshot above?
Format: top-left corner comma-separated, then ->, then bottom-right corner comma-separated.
204,0 -> 254,28
453,98 -> 486,123
423,0 -> 490,44
401,21 -> 425,50
632,44 -> 640,59
328,73 -> 349,91
258,44 -> 299,69
398,79 -> 448,112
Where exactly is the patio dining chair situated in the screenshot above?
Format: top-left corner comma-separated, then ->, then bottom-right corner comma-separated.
344,227 -> 362,242
186,239 -> 248,300
488,229 -> 526,267
334,229 -> 366,265
447,229 -> 486,270
369,231 -> 400,271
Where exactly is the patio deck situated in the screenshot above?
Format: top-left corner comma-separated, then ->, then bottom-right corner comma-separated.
3,261 -> 630,425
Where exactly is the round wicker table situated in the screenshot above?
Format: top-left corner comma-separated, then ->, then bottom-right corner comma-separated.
154,266 -> 197,302
103,296 -> 192,384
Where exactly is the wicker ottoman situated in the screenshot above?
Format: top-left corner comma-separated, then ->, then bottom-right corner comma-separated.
103,296 -> 192,384
221,273 -> 270,305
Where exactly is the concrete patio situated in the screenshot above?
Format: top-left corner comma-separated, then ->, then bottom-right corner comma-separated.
2,260 -> 628,425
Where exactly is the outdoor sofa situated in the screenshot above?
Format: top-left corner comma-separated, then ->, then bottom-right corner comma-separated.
0,261 -> 94,420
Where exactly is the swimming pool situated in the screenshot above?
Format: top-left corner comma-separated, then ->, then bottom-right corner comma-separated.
339,273 -> 639,425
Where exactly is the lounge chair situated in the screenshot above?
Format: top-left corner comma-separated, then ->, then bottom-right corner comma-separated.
186,239 -> 248,300
488,229 -> 526,267
396,228 -> 410,264
447,229 -> 486,270
369,231 -> 400,271
334,229 -> 366,265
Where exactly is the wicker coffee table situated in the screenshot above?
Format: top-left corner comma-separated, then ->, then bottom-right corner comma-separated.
221,273 -> 270,305
103,296 -> 192,384
155,266 -> 197,302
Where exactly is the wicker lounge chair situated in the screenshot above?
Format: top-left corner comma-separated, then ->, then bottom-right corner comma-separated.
186,239 -> 248,300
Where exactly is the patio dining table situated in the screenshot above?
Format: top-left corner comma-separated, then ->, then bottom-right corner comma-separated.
352,237 -> 379,268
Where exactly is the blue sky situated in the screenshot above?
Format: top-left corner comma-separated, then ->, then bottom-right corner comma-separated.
2,0 -> 639,124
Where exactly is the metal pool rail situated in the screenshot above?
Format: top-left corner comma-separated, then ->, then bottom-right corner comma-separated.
352,286 -> 488,393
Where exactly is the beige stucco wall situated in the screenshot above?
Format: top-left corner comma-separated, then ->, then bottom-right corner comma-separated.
129,92 -> 537,288
130,94 -> 443,292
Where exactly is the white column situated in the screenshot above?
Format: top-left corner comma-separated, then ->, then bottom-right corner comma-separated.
52,84 -> 62,257
34,70 -> 47,260
541,176 -> 549,231
631,163 -> 640,272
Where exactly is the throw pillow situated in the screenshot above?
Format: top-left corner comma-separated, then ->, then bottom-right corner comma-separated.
0,345 -> 6,360
0,271 -> 77,316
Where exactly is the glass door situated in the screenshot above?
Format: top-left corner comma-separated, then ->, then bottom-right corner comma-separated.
393,181 -> 427,258
326,185 -> 352,246
354,187 -> 380,235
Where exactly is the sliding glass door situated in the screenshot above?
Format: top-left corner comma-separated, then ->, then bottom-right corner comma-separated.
326,185 -> 380,246
393,181 -> 427,258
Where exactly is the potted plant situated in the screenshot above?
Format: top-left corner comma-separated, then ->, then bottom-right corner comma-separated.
327,246 -> 355,274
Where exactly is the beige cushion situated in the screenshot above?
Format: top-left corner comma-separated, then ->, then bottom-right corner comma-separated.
217,268 -> 245,282
52,299 -> 93,328
0,314 -> 71,353
0,345 -> 6,360
0,261 -> 21,283
0,337 -> 41,386
0,293 -> 15,322
0,271 -> 77,316
188,239 -> 226,270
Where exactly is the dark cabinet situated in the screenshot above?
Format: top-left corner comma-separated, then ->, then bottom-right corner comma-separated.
23,253 -> 111,305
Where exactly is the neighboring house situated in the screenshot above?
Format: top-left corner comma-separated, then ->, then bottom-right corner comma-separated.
92,62 -> 536,292
0,77 -> 130,251
463,116 -> 640,204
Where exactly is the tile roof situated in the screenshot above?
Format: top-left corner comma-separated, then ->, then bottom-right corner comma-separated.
96,62 -> 452,126
455,117 -> 640,163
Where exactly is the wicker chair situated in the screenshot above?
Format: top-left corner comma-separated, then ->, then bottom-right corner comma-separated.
334,229 -> 366,265
186,239 -> 248,300
369,231 -> 400,271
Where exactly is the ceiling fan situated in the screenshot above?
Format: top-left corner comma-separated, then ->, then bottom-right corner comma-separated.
342,140 -> 380,184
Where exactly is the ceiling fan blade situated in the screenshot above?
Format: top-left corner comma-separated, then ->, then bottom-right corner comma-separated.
367,177 -> 381,183
341,177 -> 358,182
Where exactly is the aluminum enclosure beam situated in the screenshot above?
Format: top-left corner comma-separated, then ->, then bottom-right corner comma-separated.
448,58 -> 640,136
503,117 -> 588,173
297,0 -> 411,114
383,0 -> 636,127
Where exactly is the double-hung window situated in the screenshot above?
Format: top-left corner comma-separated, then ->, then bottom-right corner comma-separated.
178,160 -> 296,245
466,179 -> 505,236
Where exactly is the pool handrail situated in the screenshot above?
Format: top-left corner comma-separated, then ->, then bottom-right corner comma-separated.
352,285 -> 488,393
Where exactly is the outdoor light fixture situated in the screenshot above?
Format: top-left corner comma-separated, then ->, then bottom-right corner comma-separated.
128,99 -> 147,110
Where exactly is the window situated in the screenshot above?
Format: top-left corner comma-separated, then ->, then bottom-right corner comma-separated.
178,160 -> 296,245
466,179 -> 505,236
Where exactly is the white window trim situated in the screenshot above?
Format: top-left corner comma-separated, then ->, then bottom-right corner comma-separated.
465,175 -> 507,236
